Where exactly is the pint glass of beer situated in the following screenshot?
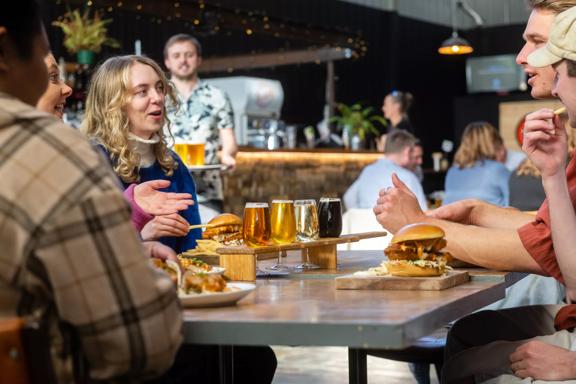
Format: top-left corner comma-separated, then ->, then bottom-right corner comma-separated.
318,197 -> 342,238
173,141 -> 205,166
270,200 -> 296,244
173,143 -> 189,164
294,199 -> 319,242
294,199 -> 319,270
243,202 -> 271,247
186,142 -> 205,166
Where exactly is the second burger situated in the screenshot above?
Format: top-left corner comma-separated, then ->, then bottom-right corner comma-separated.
384,223 -> 452,277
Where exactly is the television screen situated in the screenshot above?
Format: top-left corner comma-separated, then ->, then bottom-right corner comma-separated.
466,54 -> 526,93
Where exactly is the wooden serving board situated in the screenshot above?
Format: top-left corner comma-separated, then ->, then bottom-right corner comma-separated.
182,231 -> 388,281
335,270 -> 470,291
215,231 -> 388,255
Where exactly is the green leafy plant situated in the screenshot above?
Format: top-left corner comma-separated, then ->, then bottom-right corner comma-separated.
52,8 -> 120,54
330,103 -> 387,140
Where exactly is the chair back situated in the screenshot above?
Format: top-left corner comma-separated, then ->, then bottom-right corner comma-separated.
0,317 -> 56,384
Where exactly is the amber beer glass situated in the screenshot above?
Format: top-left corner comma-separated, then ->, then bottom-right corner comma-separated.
318,197 -> 342,238
270,200 -> 296,244
186,142 -> 205,166
243,202 -> 271,247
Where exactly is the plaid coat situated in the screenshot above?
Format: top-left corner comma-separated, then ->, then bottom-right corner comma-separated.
0,93 -> 182,383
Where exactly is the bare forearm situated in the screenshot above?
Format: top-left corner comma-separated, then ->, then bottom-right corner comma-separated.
471,201 -> 534,229
220,128 -> 238,157
421,217 -> 543,273
543,173 -> 576,289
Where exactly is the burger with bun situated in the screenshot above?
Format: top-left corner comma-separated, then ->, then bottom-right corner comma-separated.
384,223 -> 452,277
202,213 -> 243,245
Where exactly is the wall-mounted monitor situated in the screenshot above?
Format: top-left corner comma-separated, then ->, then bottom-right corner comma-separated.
466,54 -> 526,93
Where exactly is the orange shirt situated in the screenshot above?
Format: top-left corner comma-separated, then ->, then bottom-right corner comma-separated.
518,151 -> 576,331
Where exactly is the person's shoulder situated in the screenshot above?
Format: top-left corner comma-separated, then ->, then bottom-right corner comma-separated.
169,151 -> 192,176
199,82 -> 230,102
1,104 -> 101,164
486,159 -> 511,174
201,82 -> 226,95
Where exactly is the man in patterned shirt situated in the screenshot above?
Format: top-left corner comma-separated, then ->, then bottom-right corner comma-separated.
0,2 -> 182,382
164,34 -> 238,220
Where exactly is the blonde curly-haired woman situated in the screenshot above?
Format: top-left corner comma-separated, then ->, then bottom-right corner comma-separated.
83,55 -> 202,253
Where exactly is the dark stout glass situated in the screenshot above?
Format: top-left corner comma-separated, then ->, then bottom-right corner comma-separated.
318,197 -> 342,238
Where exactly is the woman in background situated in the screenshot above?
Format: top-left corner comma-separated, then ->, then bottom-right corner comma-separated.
82,55 -> 202,253
382,90 -> 415,134
443,121 -> 510,206
378,90 -> 415,151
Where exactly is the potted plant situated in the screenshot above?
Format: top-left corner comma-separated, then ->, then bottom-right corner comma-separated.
330,103 -> 387,150
52,8 -> 120,65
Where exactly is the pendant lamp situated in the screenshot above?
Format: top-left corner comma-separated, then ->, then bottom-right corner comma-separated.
438,0 -> 474,55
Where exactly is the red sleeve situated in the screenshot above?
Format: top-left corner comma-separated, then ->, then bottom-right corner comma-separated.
518,153 -> 576,331
123,184 -> 153,232
517,202 -> 565,285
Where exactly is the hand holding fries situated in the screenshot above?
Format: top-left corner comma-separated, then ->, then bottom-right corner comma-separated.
523,107 -> 568,178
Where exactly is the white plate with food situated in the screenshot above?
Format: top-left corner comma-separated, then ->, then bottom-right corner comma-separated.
177,255 -> 225,275
179,282 -> 256,308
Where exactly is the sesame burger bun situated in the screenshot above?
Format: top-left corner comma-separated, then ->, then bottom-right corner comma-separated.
391,223 -> 445,244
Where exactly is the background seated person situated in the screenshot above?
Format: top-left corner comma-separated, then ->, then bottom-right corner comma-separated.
82,55 -> 202,253
344,129 -> 427,211
443,121 -> 510,207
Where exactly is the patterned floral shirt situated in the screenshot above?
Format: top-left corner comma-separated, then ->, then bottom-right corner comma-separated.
167,80 -> 234,202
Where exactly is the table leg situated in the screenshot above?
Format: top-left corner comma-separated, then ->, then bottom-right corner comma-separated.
348,348 -> 367,384
218,345 -> 234,384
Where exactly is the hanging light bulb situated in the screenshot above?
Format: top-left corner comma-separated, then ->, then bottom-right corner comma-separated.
438,0 -> 474,55
438,31 -> 473,55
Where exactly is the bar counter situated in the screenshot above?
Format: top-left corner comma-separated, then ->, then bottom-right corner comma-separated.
222,148 -> 383,215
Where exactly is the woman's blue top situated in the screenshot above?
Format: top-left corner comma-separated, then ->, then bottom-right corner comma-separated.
443,159 -> 511,207
99,145 -> 202,253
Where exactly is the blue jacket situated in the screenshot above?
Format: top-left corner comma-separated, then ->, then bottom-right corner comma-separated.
99,145 -> 202,253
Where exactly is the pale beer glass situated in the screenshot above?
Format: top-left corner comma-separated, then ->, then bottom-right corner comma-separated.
294,199 -> 320,270
186,142 -> 205,166
173,143 -> 189,164
173,141 -> 205,166
269,200 -> 296,271
243,202 -> 271,247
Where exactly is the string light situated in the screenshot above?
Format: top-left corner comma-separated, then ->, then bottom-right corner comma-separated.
68,0 -> 365,63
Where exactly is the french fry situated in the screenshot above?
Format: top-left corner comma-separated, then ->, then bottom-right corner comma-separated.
189,223 -> 215,230
554,106 -> 566,115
